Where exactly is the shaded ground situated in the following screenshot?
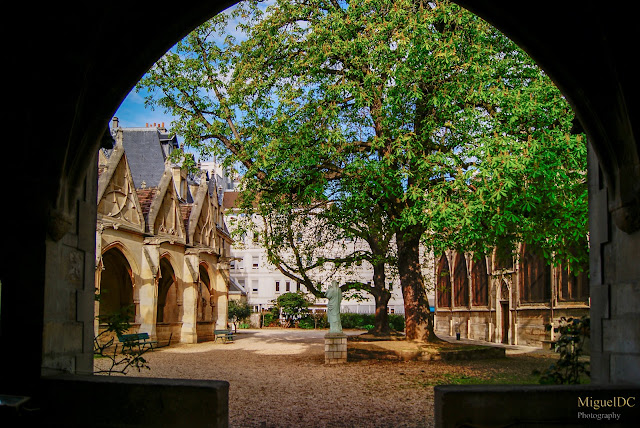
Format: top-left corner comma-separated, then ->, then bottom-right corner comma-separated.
95,329 -> 562,428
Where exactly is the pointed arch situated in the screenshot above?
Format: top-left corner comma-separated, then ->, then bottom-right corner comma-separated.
157,255 -> 179,323
197,262 -> 213,322
436,254 -> 452,308
98,246 -> 135,321
471,255 -> 489,306
519,244 -> 551,303
453,252 -> 469,307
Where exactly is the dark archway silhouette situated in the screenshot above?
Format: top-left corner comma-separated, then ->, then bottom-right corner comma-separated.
1,2 -> 638,425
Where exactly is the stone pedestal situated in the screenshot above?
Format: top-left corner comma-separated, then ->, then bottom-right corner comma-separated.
324,332 -> 347,364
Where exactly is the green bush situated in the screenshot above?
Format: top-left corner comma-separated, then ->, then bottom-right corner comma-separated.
340,313 -> 376,329
389,314 -> 405,332
298,313 -> 329,329
535,316 -> 590,384
261,312 -> 279,327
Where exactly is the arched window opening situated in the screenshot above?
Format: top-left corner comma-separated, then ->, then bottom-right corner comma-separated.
453,252 -> 469,307
557,263 -> 589,302
157,257 -> 179,323
519,244 -> 551,303
99,248 -> 134,321
436,255 -> 452,308
471,256 -> 489,306
198,265 -> 213,321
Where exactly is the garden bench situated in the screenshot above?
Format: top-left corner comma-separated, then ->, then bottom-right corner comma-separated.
117,332 -> 157,352
214,329 -> 235,343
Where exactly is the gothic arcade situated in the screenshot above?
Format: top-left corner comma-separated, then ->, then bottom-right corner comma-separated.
95,119 -> 233,344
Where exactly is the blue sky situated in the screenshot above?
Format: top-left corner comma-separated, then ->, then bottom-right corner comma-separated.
114,0 -> 274,130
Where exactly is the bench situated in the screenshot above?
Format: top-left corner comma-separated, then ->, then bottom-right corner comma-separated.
214,330 -> 235,343
117,332 -> 158,352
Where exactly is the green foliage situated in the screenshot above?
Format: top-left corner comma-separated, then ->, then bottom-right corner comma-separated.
340,313 -> 375,329
534,316 -> 590,384
388,314 -> 405,332
297,312 -> 402,331
273,292 -> 312,326
228,300 -> 253,331
261,311 -> 280,327
228,300 -> 252,323
94,299 -> 151,376
138,0 -> 587,338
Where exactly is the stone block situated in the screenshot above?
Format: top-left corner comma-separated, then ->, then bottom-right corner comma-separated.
34,375 -> 229,427
603,318 -> 640,353
611,354 -> 640,385
611,282 -> 640,317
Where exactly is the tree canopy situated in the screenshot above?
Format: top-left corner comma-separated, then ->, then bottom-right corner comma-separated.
138,0 -> 587,341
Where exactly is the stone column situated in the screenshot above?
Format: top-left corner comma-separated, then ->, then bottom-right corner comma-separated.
324,332 -> 347,364
180,254 -> 199,343
139,244 -> 159,337
215,267 -> 229,330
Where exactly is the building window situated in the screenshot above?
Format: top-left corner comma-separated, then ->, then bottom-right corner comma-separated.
558,264 -> 589,302
285,281 -> 290,292
252,256 -> 259,269
275,281 -> 280,293
453,252 -> 469,307
471,256 -> 489,306
437,254 -> 452,308
519,244 -> 551,303
252,280 -> 258,294
230,260 -> 236,270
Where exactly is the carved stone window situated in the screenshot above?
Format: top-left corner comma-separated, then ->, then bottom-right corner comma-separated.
519,244 -> 551,303
471,256 -> 489,306
453,252 -> 469,307
436,255 -> 452,308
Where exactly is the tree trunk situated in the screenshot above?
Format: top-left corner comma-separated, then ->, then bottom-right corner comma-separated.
396,228 -> 440,342
370,261 -> 391,336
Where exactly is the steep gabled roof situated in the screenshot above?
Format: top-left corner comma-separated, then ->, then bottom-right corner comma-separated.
96,139 -> 145,232
121,127 -> 179,188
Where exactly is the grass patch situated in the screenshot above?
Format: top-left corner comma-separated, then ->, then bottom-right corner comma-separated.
418,371 -> 543,386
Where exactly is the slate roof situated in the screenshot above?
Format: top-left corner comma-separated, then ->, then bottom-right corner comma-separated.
228,277 -> 247,295
121,128 -> 179,188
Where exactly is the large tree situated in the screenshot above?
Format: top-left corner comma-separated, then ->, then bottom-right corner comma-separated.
138,0 -> 586,342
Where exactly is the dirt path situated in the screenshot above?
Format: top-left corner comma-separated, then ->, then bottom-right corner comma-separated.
95,329 -> 559,428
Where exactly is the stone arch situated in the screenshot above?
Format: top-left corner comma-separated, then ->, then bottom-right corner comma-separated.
436,254 -> 452,308
157,255 -> 180,323
98,246 -> 135,321
198,262 -> 213,322
2,0 -> 637,405
471,255 -> 489,306
453,252 -> 469,307
519,244 -> 551,303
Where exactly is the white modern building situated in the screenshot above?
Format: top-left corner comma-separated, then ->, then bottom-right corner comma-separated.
199,160 -> 438,318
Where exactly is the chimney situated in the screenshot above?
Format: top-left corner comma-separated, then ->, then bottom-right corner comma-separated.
112,117 -> 119,129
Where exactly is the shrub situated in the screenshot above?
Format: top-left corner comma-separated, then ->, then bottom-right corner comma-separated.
389,314 -> 405,332
535,316 -> 590,384
262,312 -> 279,327
298,313 -> 328,329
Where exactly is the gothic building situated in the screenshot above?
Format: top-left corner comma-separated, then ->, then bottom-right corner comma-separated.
95,118 -> 235,344
434,244 -> 589,347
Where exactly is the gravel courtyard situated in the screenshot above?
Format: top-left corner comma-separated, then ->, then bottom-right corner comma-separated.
94,329 -> 558,428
